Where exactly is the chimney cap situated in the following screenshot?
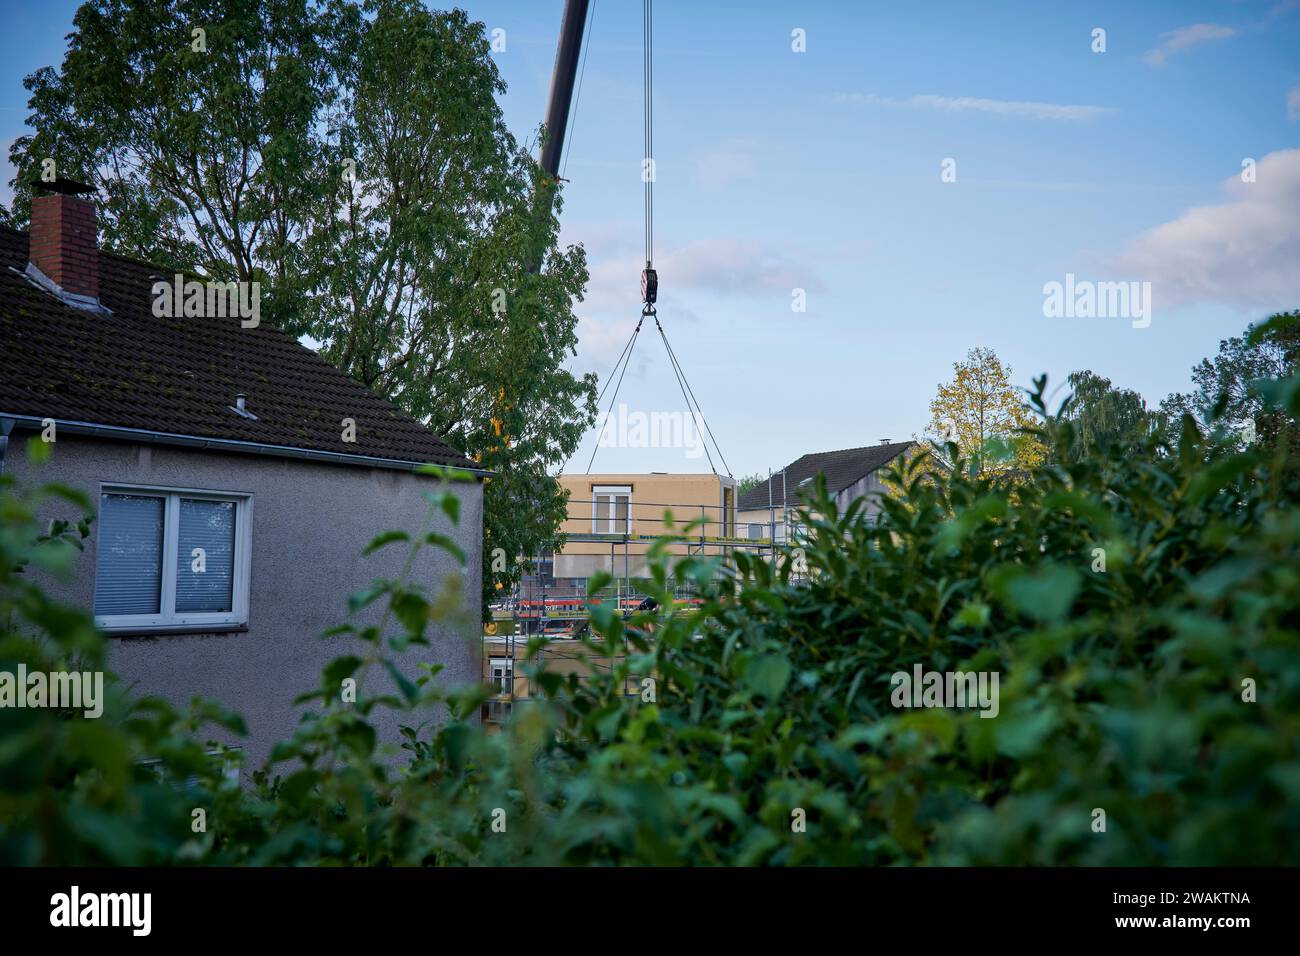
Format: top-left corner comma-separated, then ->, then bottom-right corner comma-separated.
32,177 -> 96,197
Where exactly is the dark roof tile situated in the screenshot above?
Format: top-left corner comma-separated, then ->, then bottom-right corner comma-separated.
0,225 -> 470,468
738,441 -> 913,511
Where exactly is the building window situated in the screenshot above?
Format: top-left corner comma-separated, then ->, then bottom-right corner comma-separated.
94,485 -> 252,631
489,657 -> 513,695
140,749 -> 242,789
484,699 -> 512,723
592,485 -> 631,534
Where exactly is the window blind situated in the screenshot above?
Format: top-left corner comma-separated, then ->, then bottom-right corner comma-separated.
175,499 -> 235,613
94,494 -> 164,615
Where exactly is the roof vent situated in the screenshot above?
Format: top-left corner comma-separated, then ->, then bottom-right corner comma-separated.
879,438 -> 891,445
230,394 -> 259,420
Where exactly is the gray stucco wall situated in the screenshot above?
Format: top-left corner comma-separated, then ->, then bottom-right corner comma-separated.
836,470 -> 887,521
6,433 -> 483,771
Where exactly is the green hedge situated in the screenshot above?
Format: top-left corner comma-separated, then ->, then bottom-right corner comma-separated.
2,373 -> 1299,865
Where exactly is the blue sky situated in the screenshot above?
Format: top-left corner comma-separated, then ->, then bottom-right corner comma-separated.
2,0 -> 1298,478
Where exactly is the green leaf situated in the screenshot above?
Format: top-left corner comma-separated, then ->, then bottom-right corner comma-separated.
991,564 -> 1081,623
279,769 -> 321,805
323,655 -> 363,687
744,654 -> 792,700
363,530 -> 410,555
383,660 -> 419,705
25,436 -> 52,465
954,600 -> 991,629
347,586 -> 387,614
423,532 -> 466,563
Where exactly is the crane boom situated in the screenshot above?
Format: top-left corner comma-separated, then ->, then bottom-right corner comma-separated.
492,0 -> 591,456
538,0 -> 591,182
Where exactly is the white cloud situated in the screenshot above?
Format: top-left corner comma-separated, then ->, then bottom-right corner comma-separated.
569,229 -> 823,369
659,237 -> 823,295
1142,23 -> 1237,67
575,311 -> 654,378
1108,148 -> 1300,310
836,92 -> 1115,122
573,227 -> 822,306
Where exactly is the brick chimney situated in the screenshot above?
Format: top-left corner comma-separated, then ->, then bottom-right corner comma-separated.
28,179 -> 99,301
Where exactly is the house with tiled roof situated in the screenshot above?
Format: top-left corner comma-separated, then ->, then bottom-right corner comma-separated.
0,182 -> 484,767
737,441 -> 915,540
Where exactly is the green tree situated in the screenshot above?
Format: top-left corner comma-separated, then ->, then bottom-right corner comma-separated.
3,0 -> 335,284
283,0 -> 597,614
5,0 -> 597,615
1057,370 -> 1149,462
925,347 -> 1044,475
1157,310 -> 1300,451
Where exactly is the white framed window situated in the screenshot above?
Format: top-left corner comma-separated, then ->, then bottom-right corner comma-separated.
488,657 -> 513,695
93,484 -> 252,632
592,485 -> 631,534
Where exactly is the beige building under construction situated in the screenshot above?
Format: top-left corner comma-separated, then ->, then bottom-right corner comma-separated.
552,472 -> 741,580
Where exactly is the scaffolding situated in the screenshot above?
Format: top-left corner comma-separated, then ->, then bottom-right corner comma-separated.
481,493 -> 803,724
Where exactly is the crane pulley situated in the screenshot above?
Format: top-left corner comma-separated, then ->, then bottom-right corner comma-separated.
640,267 -> 657,307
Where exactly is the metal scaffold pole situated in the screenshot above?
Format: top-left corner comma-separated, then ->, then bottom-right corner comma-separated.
768,468 -> 775,567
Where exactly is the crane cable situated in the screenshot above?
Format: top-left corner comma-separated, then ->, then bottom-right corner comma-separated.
582,0 -> 731,477
653,312 -> 731,476
643,0 -> 653,270
584,315 -> 643,474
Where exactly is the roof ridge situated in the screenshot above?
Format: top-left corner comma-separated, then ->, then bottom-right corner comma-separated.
802,440 -> 912,458
0,224 -> 472,468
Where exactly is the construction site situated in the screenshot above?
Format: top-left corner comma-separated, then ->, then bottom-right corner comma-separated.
471,0 -> 920,725
480,473 -> 804,724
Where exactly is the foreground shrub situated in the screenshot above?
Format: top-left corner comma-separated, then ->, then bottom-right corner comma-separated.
2,375 -> 1299,865
0,472 -> 246,864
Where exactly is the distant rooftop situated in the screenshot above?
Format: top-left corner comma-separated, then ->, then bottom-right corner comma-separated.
738,441 -> 912,511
